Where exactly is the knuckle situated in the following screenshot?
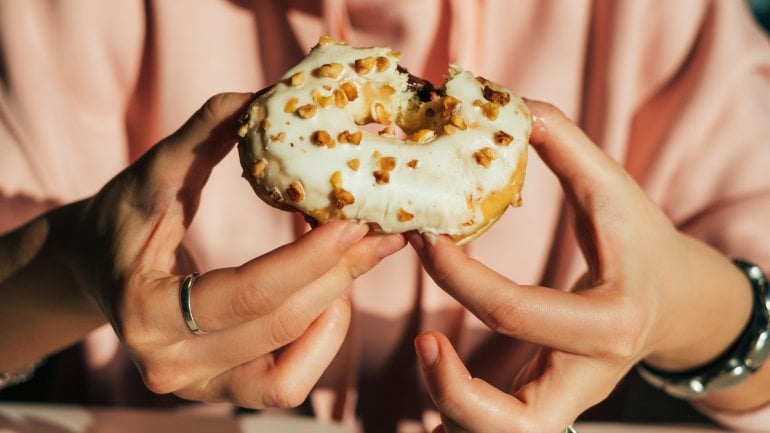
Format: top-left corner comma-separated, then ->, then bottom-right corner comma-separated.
232,276 -> 274,320
268,308 -> 306,347
116,310 -> 153,352
197,93 -> 231,125
481,301 -> 525,336
141,362 -> 186,395
263,382 -> 309,409
437,380 -> 471,411
339,253 -> 371,281
599,295 -> 647,360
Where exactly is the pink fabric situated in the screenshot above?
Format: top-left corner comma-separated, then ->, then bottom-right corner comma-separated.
2,0 -> 770,431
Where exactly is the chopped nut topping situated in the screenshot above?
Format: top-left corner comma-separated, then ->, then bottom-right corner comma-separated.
443,124 -> 457,136
406,159 -> 419,169
373,170 -> 390,184
376,56 -> 390,72
323,84 -> 333,91
473,147 -> 497,168
284,97 -> 299,113
312,89 -> 332,107
397,209 -> 414,222
483,86 -> 510,106
269,187 -> 284,202
333,187 -> 355,208
347,159 -> 360,171
372,150 -> 382,159
312,130 -> 335,148
450,114 -> 468,130
270,132 -> 286,142
261,119 -> 271,131
318,36 -> 342,46
410,129 -> 435,143
379,156 -> 397,171
474,100 -> 500,121
317,63 -> 344,79
333,89 -> 348,108
354,56 -> 376,75
493,130 -> 513,146
251,159 -> 267,177
340,82 -> 359,101
391,51 -> 402,59
338,130 -> 362,145
237,123 -> 249,137
441,96 -> 461,118
289,71 -> 305,87
297,104 -> 318,119
379,85 -> 395,99
286,181 -> 306,202
378,126 -> 395,136
372,102 -> 392,125
330,170 -> 343,188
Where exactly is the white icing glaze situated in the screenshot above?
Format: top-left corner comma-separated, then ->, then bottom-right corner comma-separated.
238,39 -> 532,244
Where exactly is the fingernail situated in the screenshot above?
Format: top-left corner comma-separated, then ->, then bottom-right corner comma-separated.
339,221 -> 369,247
406,231 -> 424,251
375,234 -> 406,259
415,333 -> 439,369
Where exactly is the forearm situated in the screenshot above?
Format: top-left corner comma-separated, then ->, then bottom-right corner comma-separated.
0,201 -> 105,372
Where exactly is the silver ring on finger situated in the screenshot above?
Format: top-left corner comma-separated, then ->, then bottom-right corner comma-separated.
180,272 -> 207,335
563,426 -> 577,433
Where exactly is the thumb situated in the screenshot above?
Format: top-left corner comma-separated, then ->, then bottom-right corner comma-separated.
109,92 -> 254,264
150,92 -> 254,198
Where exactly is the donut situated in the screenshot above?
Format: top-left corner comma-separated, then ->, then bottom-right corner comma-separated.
237,37 -> 532,245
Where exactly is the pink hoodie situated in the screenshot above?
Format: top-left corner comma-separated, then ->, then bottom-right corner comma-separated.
1,0 -> 770,431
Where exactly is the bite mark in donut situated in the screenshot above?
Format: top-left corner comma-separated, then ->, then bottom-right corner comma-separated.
238,38 -> 532,244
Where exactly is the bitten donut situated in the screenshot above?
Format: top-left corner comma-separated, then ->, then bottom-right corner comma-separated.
237,37 -> 532,245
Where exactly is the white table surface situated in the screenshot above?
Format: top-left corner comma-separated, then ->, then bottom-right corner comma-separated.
0,402 -> 734,433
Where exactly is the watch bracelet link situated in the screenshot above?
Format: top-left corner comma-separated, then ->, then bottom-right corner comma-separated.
636,259 -> 770,399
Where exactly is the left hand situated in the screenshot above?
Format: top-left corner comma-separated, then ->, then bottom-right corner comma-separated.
409,100 -> 753,432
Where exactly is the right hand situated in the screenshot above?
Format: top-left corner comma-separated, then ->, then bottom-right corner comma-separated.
75,92 -> 406,407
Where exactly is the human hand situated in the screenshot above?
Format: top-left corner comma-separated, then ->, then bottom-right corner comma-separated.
409,100 -> 753,432
73,92 -> 406,407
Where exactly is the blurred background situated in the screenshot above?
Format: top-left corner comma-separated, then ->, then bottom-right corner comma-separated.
750,0 -> 770,33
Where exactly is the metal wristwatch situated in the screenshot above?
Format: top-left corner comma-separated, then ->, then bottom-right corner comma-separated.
636,259 -> 770,399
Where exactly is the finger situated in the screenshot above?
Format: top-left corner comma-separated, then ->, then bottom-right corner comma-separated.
409,233 -> 635,357
525,100 -> 632,207
192,224 -> 404,332
525,100 -> 664,272
415,331 -> 525,433
119,220 -> 365,343
138,232 -> 402,390
187,233 -> 405,374
416,332 -> 593,433
181,297 -> 352,408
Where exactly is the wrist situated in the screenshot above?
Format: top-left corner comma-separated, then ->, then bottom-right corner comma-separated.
0,201 -> 105,371
638,259 -> 769,400
644,239 -> 753,372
